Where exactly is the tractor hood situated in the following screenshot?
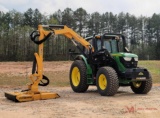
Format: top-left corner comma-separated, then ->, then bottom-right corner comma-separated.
112,52 -> 138,63
120,52 -> 138,58
111,52 -> 138,72
112,52 -> 138,58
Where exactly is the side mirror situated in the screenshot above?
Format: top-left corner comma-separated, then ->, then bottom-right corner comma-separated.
124,47 -> 132,53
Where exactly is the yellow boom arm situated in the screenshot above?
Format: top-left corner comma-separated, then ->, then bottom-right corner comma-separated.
38,25 -> 94,51
30,24 -> 94,91
31,24 -> 94,90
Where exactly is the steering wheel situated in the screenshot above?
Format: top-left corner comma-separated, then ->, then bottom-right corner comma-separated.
94,48 -> 107,56
94,48 -> 112,59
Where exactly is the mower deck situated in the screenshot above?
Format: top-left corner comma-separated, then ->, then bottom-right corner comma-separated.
5,91 -> 60,102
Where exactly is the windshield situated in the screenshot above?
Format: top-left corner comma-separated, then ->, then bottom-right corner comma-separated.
97,39 -> 118,53
104,41 -> 111,52
110,40 -> 118,53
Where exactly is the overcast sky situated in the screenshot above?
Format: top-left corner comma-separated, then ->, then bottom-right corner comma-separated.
0,0 -> 160,17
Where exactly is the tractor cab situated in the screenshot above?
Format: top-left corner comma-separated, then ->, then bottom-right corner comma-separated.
85,34 -> 138,72
86,33 -> 129,53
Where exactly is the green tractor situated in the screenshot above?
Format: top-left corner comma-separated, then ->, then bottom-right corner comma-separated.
69,33 -> 152,96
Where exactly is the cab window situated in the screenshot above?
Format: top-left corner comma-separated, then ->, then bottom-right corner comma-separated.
104,40 -> 111,52
111,40 -> 118,53
97,39 -> 101,51
103,39 -> 118,53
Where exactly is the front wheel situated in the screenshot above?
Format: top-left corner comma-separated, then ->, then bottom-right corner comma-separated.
69,60 -> 89,92
130,74 -> 152,94
96,67 -> 119,96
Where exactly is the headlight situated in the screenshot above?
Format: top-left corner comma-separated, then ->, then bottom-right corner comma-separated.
134,57 -> 138,61
123,57 -> 132,61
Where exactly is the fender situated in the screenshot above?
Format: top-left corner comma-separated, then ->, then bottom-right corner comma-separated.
75,55 -> 92,75
75,55 -> 93,84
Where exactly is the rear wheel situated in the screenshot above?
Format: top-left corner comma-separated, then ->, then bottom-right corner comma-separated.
130,74 -> 152,94
69,60 -> 89,92
96,67 -> 119,96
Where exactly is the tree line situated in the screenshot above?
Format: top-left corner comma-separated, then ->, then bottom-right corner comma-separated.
0,8 -> 160,61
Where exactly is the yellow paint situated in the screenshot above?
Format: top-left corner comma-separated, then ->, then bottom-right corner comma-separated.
71,67 -> 80,86
132,81 -> 142,88
99,74 -> 107,90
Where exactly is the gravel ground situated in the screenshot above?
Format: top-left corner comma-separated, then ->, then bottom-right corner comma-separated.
0,85 -> 160,118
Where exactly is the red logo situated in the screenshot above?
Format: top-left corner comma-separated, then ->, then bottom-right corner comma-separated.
125,106 -> 136,113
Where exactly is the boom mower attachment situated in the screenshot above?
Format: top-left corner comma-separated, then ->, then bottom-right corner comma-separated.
5,24 -> 93,102
4,25 -> 63,102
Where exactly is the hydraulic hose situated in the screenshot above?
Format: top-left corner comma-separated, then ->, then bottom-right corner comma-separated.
30,31 -> 53,45
32,56 -> 50,86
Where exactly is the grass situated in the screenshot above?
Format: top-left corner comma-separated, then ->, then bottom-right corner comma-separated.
138,61 -> 160,83
0,71 -> 70,87
0,74 -> 29,87
0,61 -> 159,87
44,71 -> 70,87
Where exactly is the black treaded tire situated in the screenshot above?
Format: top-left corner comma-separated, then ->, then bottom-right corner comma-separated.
96,66 -> 119,96
69,60 -> 89,92
130,73 -> 152,94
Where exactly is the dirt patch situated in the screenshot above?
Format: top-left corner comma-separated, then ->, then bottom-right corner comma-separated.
0,62 -> 160,118
0,61 -> 71,76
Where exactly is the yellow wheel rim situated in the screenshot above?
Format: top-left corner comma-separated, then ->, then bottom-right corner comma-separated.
133,81 -> 142,88
99,74 -> 107,90
71,67 -> 80,86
